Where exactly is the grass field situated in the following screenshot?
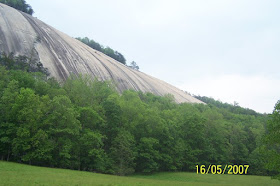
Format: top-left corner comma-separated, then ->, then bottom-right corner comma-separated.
0,161 -> 279,186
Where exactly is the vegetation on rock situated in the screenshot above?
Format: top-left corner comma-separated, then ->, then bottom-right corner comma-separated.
0,0 -> 34,15
76,37 -> 127,65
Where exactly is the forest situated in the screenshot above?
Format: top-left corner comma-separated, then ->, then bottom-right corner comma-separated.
0,53 -> 279,178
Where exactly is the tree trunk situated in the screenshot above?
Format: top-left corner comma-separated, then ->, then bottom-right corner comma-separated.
7,149 -> 10,161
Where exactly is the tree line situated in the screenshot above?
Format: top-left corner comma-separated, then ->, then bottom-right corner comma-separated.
0,54 -> 279,178
76,37 -> 126,65
76,37 -> 140,70
0,0 -> 34,15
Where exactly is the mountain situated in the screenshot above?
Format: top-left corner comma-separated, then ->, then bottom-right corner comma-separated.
0,3 -> 203,104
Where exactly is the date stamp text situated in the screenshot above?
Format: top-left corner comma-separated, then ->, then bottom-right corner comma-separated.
196,165 -> 249,175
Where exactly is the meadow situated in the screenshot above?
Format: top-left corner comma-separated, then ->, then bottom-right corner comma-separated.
0,161 -> 279,186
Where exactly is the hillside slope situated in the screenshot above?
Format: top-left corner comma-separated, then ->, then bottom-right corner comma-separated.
0,3 -> 203,104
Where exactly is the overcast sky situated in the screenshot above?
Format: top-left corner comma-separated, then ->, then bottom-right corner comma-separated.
27,0 -> 280,113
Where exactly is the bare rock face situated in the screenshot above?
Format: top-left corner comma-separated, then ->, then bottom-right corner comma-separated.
0,3 -> 204,104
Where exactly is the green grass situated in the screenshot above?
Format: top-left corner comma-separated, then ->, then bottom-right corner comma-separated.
0,161 -> 279,186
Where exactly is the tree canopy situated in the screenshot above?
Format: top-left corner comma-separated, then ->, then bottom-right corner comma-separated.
76,37 -> 126,65
0,54 -> 276,177
129,61 -> 139,71
264,100 -> 280,179
0,0 -> 34,15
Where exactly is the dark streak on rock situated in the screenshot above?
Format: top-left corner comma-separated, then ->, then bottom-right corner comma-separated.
105,59 -> 144,92
21,13 -> 69,80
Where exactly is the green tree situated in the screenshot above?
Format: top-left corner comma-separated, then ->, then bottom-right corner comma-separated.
78,107 -> 108,172
129,61 -> 139,71
264,100 -> 280,179
110,129 -> 136,175
79,129 -> 107,172
0,80 -> 20,161
136,137 -> 160,173
102,94 -> 122,148
76,37 -> 126,65
11,88 -> 52,164
45,95 -> 81,168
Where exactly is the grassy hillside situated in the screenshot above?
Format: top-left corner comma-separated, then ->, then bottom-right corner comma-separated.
0,161 -> 279,186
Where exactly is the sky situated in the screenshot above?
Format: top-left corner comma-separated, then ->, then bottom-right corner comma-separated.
27,0 -> 280,113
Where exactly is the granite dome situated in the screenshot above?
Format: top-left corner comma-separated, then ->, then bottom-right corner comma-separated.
0,3 -> 203,104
